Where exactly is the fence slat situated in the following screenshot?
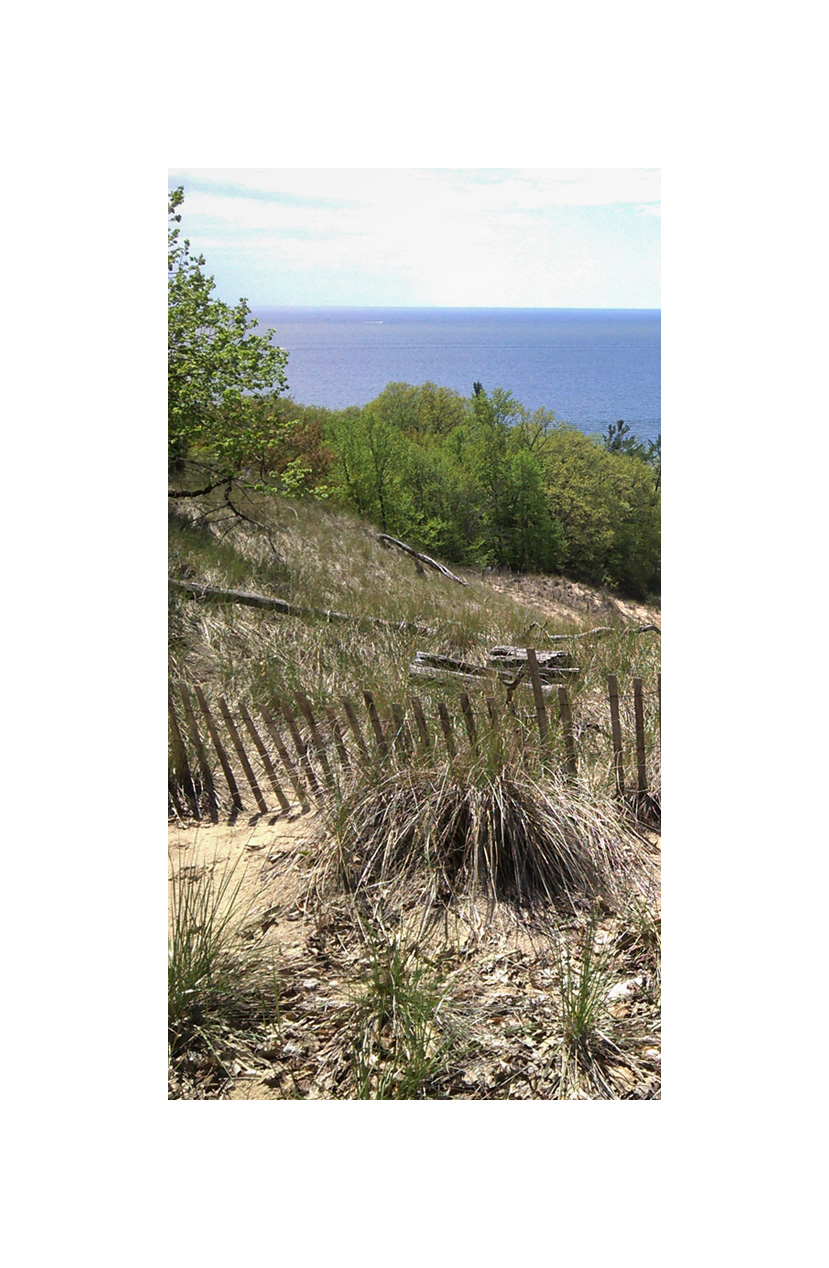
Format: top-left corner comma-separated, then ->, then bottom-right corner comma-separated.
295,691 -> 334,785
259,702 -> 309,809
390,702 -> 412,757
168,691 -> 200,817
239,702 -> 291,812
168,788 -> 185,819
633,677 -> 648,793
363,691 -> 389,762
459,693 -> 478,753
437,701 -> 456,758
557,686 -> 578,778
193,684 -> 244,811
179,684 -> 219,821
525,648 -> 549,744
607,674 -> 625,797
325,706 -> 351,769
280,699 -> 322,797
219,697 -> 269,815
170,672 -> 659,822
411,696 -> 431,752
341,696 -> 370,762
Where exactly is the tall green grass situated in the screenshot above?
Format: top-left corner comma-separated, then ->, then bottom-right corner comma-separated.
168,852 -> 279,1093
348,931 -> 458,1099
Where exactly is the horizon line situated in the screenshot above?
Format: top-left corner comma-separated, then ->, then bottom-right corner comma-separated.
248,303 -> 661,312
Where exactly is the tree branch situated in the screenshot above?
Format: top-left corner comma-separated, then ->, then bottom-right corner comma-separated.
169,578 -> 435,635
377,534 -> 468,586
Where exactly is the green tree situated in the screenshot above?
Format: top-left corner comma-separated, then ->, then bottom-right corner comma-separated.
603,419 -> 647,459
168,187 -> 289,484
326,408 -> 410,532
543,427 -> 660,597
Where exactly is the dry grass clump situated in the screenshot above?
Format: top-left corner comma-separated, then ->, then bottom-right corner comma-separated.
168,853 -> 281,1098
318,758 -> 656,922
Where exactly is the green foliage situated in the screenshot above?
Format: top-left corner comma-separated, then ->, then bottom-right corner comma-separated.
543,427 -> 660,597
349,934 -> 455,1098
320,383 -> 659,598
604,420 -> 661,490
168,187 -> 289,479
557,905 -> 616,1047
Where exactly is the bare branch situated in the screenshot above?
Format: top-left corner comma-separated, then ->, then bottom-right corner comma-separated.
377,534 -> 468,586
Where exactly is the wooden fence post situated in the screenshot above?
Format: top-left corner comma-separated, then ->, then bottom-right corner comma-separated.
410,696 -> 431,753
218,697 -> 269,815
325,706 -> 351,770
607,674 -> 625,798
168,690 -> 200,817
341,696 -> 370,763
557,686 -> 578,778
259,702 -> 310,809
459,693 -> 478,753
525,648 -> 549,744
193,684 -> 244,812
239,702 -> 291,812
280,698 -> 322,797
179,684 -> 219,821
390,702 -> 412,756
295,691 -> 334,785
633,677 -> 648,793
437,701 -> 456,758
363,690 -> 390,762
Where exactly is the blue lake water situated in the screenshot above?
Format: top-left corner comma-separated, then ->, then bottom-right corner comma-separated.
252,307 -> 661,445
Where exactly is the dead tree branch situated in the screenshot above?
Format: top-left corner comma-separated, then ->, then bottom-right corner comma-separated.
542,625 -> 660,640
377,534 -> 468,586
169,578 -> 435,635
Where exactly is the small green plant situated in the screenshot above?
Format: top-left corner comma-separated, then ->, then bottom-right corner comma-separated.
551,905 -> 623,1098
557,907 -> 615,1046
349,932 -> 456,1099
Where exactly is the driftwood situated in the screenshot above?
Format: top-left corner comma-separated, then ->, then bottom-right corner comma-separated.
412,651 -> 489,676
377,534 -> 468,586
543,625 -> 660,641
489,646 -> 579,696
407,646 -> 580,691
490,646 -> 574,672
169,578 -> 434,635
408,651 -> 492,687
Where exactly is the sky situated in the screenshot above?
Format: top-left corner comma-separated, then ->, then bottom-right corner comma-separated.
167,168 -> 660,309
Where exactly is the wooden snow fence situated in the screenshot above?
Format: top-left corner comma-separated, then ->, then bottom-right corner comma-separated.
168,658 -> 661,825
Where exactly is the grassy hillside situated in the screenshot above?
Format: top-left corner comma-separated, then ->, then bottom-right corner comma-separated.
169,488 -> 660,790
168,487 -> 661,1100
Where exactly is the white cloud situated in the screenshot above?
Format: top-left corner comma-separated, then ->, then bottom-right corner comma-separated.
170,167 -> 660,307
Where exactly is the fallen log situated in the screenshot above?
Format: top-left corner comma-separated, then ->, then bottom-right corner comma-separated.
489,646 -> 574,671
408,663 -> 492,687
407,648 -> 580,690
377,534 -> 468,586
169,578 -> 435,635
543,625 -> 660,641
413,651 -> 490,676
408,650 -> 492,687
